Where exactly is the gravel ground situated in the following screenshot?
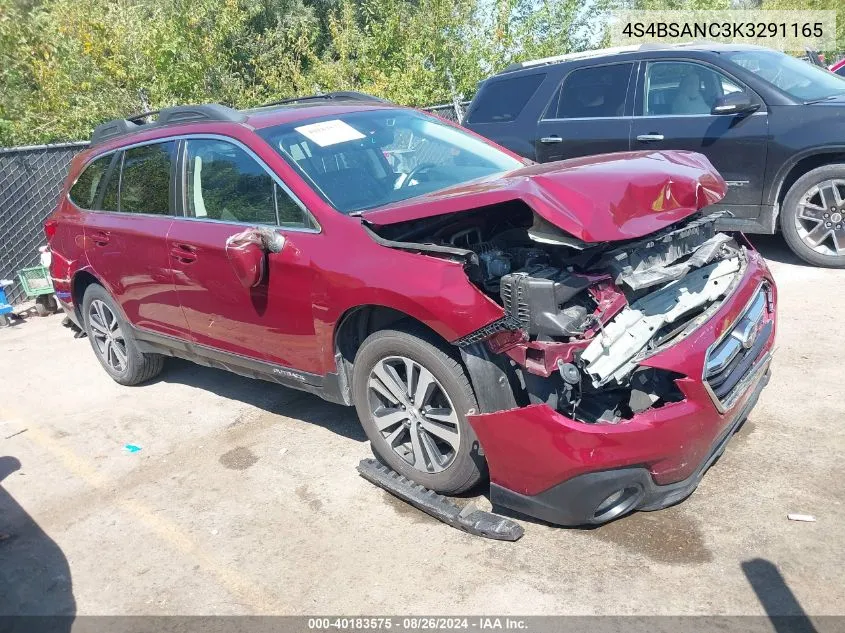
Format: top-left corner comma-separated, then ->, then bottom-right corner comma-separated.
0,235 -> 843,616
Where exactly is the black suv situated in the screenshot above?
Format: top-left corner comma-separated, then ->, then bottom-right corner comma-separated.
464,43 -> 845,267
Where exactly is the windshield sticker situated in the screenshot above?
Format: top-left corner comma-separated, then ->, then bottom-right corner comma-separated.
294,120 -> 365,147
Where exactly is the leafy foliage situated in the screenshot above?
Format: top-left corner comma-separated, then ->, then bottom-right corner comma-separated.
3,0 -> 842,145
0,0 -> 605,144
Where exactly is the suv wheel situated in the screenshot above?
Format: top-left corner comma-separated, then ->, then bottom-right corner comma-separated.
781,164 -> 845,268
82,284 -> 164,385
351,328 -> 485,495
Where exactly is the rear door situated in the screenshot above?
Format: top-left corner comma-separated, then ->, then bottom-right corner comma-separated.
81,140 -> 189,338
630,60 -> 769,208
167,136 -> 322,370
534,62 -> 636,162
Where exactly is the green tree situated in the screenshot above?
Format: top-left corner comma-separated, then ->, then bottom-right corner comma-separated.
0,0 -> 611,144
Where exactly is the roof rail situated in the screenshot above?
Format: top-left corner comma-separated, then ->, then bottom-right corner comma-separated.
498,45 -> 644,74
496,41 -> 746,75
90,104 -> 247,146
256,91 -> 390,109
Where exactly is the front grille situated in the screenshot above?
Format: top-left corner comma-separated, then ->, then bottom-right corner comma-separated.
704,285 -> 773,409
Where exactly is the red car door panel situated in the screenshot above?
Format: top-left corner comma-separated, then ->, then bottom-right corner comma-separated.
84,212 -> 184,335
169,136 -> 323,370
167,220 -> 322,369
82,141 -> 189,338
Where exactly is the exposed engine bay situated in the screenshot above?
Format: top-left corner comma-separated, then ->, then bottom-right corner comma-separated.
367,202 -> 747,425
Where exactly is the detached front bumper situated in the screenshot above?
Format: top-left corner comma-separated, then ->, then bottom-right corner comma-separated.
468,250 -> 776,526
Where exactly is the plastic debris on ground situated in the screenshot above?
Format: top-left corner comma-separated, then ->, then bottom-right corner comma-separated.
357,458 -> 524,541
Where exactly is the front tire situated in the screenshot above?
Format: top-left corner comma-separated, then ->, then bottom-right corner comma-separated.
82,284 -> 164,385
781,164 -> 845,268
351,328 -> 485,495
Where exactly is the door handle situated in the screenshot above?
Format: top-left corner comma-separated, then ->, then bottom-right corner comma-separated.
91,230 -> 110,246
636,134 -> 665,142
170,243 -> 197,264
540,135 -> 563,144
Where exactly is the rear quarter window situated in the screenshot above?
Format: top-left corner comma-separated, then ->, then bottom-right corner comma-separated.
466,73 -> 546,124
68,154 -> 113,209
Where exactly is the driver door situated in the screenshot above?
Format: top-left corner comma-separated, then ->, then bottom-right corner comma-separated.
630,60 -> 769,210
167,136 -> 322,370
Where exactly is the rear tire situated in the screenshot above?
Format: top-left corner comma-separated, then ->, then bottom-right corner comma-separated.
351,327 -> 485,495
82,284 -> 164,385
781,164 -> 845,268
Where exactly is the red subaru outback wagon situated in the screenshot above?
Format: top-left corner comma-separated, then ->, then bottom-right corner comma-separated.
47,92 -> 776,526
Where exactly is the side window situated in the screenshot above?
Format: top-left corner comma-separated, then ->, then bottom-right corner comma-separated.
545,63 -> 633,119
642,61 -> 746,117
465,73 -> 546,124
120,142 -> 174,214
186,138 -> 313,228
69,154 -> 113,209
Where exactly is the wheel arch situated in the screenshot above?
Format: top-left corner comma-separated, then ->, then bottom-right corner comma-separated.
331,304 -> 464,403
70,269 -> 105,325
771,149 -> 845,221
334,305 -> 450,367
331,304 -> 523,414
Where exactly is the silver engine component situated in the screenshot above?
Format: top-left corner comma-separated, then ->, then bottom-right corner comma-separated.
581,256 -> 742,387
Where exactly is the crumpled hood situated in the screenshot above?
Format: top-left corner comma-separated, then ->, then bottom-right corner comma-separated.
362,150 -> 727,243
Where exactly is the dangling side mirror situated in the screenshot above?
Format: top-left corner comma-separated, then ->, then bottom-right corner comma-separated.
225,227 -> 286,289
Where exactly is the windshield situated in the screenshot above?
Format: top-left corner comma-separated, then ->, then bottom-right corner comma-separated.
258,109 -> 524,214
726,50 -> 845,102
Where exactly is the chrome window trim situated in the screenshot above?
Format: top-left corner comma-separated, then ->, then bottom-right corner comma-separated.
67,133 -> 322,234
702,282 -> 772,413
540,115 -> 635,122
632,111 -> 767,121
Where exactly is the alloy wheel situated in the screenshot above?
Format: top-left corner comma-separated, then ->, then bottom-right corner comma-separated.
88,299 -> 128,373
366,356 -> 461,474
795,179 -> 845,257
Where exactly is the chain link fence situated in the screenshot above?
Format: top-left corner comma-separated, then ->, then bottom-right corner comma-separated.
0,102 -> 467,306
0,142 -> 89,305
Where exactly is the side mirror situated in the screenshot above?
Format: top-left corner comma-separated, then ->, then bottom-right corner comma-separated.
225,227 -> 285,289
711,93 -> 759,116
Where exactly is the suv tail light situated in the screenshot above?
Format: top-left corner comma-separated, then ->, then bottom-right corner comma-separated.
44,219 -> 57,241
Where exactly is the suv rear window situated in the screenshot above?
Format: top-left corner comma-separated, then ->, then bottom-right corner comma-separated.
69,154 -> 113,210
466,73 -> 545,124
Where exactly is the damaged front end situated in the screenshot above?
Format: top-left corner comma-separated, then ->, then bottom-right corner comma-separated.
359,150 -> 747,425
363,150 -> 776,525
369,202 -> 749,425
489,212 -> 747,424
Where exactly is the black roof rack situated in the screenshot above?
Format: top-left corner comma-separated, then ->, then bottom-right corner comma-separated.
90,103 -> 247,146
255,91 -> 390,109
